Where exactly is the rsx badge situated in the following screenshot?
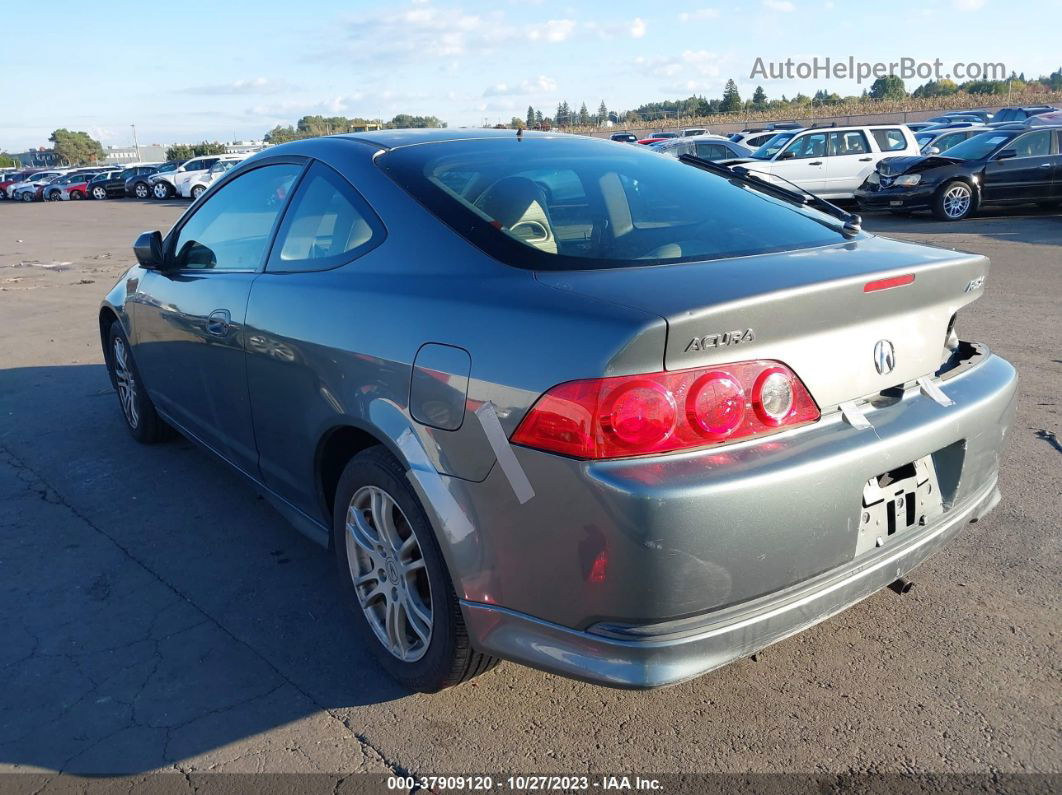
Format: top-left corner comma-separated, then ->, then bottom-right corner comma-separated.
685,328 -> 756,352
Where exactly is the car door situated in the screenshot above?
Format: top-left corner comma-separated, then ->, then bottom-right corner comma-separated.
822,130 -> 874,197
244,160 -> 386,516
769,132 -> 828,193
129,160 -> 304,472
981,130 -> 1055,202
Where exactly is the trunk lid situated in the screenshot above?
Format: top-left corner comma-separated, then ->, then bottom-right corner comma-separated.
536,235 -> 989,409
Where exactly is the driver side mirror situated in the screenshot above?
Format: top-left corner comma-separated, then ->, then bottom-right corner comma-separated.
926,146 -> 941,155
778,150 -> 796,160
133,230 -> 165,270
995,148 -> 1017,160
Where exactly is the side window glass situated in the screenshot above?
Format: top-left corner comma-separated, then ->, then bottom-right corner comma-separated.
171,163 -> 301,271
268,161 -> 384,272
871,129 -> 906,151
828,131 -> 869,156
786,133 -> 827,159
1012,132 -> 1051,158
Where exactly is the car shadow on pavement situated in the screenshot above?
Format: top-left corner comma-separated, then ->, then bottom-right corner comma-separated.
859,204 -> 1062,246
0,363 -> 411,774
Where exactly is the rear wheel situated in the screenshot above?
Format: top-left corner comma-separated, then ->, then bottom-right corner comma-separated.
333,447 -> 499,692
152,182 -> 172,200
70,190 -> 84,200
21,192 -> 33,202
106,324 -> 172,444
933,180 -> 974,221
91,186 -> 107,200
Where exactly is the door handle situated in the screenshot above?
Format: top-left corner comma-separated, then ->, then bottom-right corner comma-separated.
1039,163 -> 1052,168
809,161 -> 823,166
206,309 -> 231,336
859,157 -> 872,161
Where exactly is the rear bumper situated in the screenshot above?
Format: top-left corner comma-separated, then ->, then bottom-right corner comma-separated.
448,352 -> 1017,686
462,476 -> 1000,688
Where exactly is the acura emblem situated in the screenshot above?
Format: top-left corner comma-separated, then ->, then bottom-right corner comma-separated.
873,339 -> 896,376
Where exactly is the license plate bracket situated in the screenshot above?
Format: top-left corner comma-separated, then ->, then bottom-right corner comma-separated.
856,456 -> 944,556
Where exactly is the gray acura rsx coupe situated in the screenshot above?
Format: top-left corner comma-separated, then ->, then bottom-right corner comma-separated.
99,129 -> 1017,691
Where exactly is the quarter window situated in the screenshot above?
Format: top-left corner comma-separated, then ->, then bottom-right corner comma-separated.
171,163 -> 301,271
871,128 -> 907,152
268,161 -> 384,272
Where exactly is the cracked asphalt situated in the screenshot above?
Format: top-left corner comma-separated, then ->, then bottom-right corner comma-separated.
0,200 -> 1059,783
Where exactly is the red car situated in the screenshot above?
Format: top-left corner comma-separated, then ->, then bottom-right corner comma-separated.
0,170 -> 36,199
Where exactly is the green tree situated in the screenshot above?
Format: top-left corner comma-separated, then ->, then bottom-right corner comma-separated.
526,105 -> 535,128
578,102 -> 590,125
868,75 -> 906,99
720,79 -> 742,112
534,109 -> 544,127
48,129 -> 105,165
0,152 -> 18,168
596,100 -> 608,123
752,85 -> 767,108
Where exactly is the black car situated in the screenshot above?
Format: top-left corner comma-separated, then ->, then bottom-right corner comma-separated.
926,111 -> 993,125
87,169 -> 133,199
125,162 -> 179,199
991,106 -> 1058,124
609,132 -> 638,143
855,126 -> 1062,220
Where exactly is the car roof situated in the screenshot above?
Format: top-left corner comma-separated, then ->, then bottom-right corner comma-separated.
334,128 -> 564,150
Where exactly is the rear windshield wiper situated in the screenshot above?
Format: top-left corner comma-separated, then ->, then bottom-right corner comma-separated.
677,153 -> 862,235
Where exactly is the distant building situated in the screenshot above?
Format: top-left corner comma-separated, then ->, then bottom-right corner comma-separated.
12,149 -> 62,167
224,140 -> 268,154
104,145 -> 168,165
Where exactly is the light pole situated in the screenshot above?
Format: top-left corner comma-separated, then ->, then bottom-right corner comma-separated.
131,124 -> 141,163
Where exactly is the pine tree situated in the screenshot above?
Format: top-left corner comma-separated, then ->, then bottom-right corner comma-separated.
597,100 -> 608,123
534,109 -> 543,126
578,102 -> 590,125
720,79 -> 742,112
752,86 -> 767,107
526,105 -> 535,128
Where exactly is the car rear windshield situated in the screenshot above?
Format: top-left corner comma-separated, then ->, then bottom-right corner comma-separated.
377,136 -> 853,270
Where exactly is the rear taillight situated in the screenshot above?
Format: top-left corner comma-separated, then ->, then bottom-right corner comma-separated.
511,360 -> 820,460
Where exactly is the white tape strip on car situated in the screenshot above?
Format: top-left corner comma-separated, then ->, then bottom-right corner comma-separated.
918,376 -> 955,407
475,401 -> 535,504
839,400 -> 873,430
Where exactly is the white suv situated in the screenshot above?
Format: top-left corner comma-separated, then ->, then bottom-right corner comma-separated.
148,155 -> 223,199
734,125 -> 920,199
179,154 -> 250,199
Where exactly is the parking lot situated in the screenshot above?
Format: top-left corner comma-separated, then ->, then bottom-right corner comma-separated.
0,199 -> 1059,781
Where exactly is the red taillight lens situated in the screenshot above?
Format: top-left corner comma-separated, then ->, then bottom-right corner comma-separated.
511,360 -> 819,460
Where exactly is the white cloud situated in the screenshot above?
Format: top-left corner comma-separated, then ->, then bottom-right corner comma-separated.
528,19 -> 576,43
629,17 -> 647,38
952,0 -> 986,9
678,8 -> 721,21
179,77 -> 292,95
763,0 -> 796,11
482,75 -> 558,97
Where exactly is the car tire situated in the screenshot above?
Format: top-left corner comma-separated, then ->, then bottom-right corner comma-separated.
933,180 -> 974,221
134,182 -> 150,199
105,324 -> 173,444
191,185 -> 206,200
152,182 -> 172,200
70,190 -> 84,200
21,192 -> 33,202
47,191 -> 60,201
332,447 -> 500,692
91,186 -> 108,200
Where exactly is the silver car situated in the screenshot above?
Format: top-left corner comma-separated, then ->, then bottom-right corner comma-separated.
99,130 -> 1017,691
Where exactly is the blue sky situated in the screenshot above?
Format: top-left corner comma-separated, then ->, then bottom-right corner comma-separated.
2,0 -> 1059,150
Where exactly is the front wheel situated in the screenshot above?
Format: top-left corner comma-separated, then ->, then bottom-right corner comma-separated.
333,447 -> 499,692
191,185 -> 206,200
933,181 -> 974,221
106,324 -> 172,444
70,190 -> 84,200
151,182 -> 172,199
47,191 -> 60,201
134,182 -> 150,199
91,186 -> 107,200
20,192 -> 34,202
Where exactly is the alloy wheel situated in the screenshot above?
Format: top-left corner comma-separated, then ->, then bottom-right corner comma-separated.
92,187 -> 106,199
152,183 -> 169,199
943,185 -> 971,219
135,183 -> 149,199
112,337 -> 140,429
345,485 -> 433,662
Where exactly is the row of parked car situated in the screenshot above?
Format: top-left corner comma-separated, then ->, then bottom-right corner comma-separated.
0,153 -> 253,203
604,105 -> 1062,220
